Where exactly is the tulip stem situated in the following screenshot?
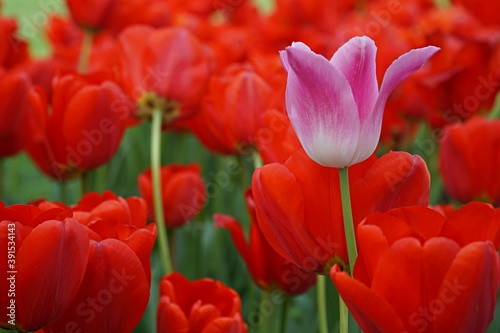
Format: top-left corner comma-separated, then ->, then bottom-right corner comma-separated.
77,30 -> 93,74
278,295 -> 290,333
317,275 -> 329,333
258,291 -> 274,333
151,109 -> 173,275
339,167 -> 357,275
488,92 -> 500,119
81,171 -> 91,195
0,158 -> 4,201
339,295 -> 349,333
252,151 -> 263,169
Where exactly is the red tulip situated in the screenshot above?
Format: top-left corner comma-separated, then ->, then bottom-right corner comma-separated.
116,26 -> 211,126
157,272 -> 248,333
65,0 -> 170,32
439,117 -> 500,206
0,17 -> 29,69
190,63 -> 275,155
452,0 -> 500,27
24,73 -> 131,179
138,164 -> 206,228
331,204 -> 500,333
43,191 -> 157,333
46,16 -> 118,73
0,70 -> 31,157
215,189 -> 316,295
252,148 -> 430,273
0,203 -> 89,331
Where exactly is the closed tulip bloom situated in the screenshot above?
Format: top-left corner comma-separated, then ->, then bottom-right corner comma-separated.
24,73 -> 130,179
280,36 -> 439,168
138,164 -> 206,228
43,191 -> 157,333
157,273 -> 248,333
0,203 -> 89,331
0,70 -> 31,157
439,117 -> 500,206
215,189 -> 316,295
252,148 -> 430,273
190,64 -> 274,155
331,204 -> 500,333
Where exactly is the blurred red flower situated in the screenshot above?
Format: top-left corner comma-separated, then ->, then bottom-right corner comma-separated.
439,117 -> 500,206
0,70 -> 31,157
452,0 -> 500,28
65,0 -> 170,33
0,17 -> 29,69
252,149 -> 430,273
331,203 -> 500,333
116,26 -> 211,127
190,64 -> 275,155
24,73 -> 131,179
215,188 -> 316,295
138,164 -> 206,228
157,272 -> 248,333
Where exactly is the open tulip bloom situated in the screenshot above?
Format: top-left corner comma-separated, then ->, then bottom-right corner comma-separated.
280,36 -> 439,168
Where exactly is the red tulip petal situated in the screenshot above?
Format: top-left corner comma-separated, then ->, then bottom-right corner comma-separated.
330,265 -> 406,333
214,214 -> 250,265
157,296 -> 189,333
189,301 -> 223,332
434,242 -> 500,333
46,239 -> 149,333
354,224 -> 390,286
16,219 -> 89,331
122,224 -> 157,284
200,317 -> 246,333
252,163 -> 318,270
440,202 -> 500,249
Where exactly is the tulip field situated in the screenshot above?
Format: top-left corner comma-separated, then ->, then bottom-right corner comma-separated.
1,0 -> 500,332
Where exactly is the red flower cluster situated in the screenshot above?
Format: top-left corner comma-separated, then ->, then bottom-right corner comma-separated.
331,203 -> 500,333
252,148 -> 430,273
0,191 -> 156,332
0,0 -> 499,332
157,273 -> 247,333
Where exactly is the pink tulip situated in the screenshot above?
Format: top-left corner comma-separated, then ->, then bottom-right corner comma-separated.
280,36 -> 439,168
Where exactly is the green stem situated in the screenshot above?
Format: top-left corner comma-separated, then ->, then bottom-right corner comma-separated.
151,110 -> 173,275
339,167 -> 357,275
237,155 -> 248,190
278,295 -> 290,333
252,151 -> 263,169
94,164 -> 108,192
59,180 -> 68,203
0,158 -> 4,201
77,30 -> 93,73
339,295 -> 348,333
488,91 -> 500,119
317,275 -> 329,333
81,171 -> 91,195
258,291 -> 274,333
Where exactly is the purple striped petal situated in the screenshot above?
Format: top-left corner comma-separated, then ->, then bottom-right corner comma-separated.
352,45 -> 440,164
280,44 -> 359,168
330,36 -> 378,122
